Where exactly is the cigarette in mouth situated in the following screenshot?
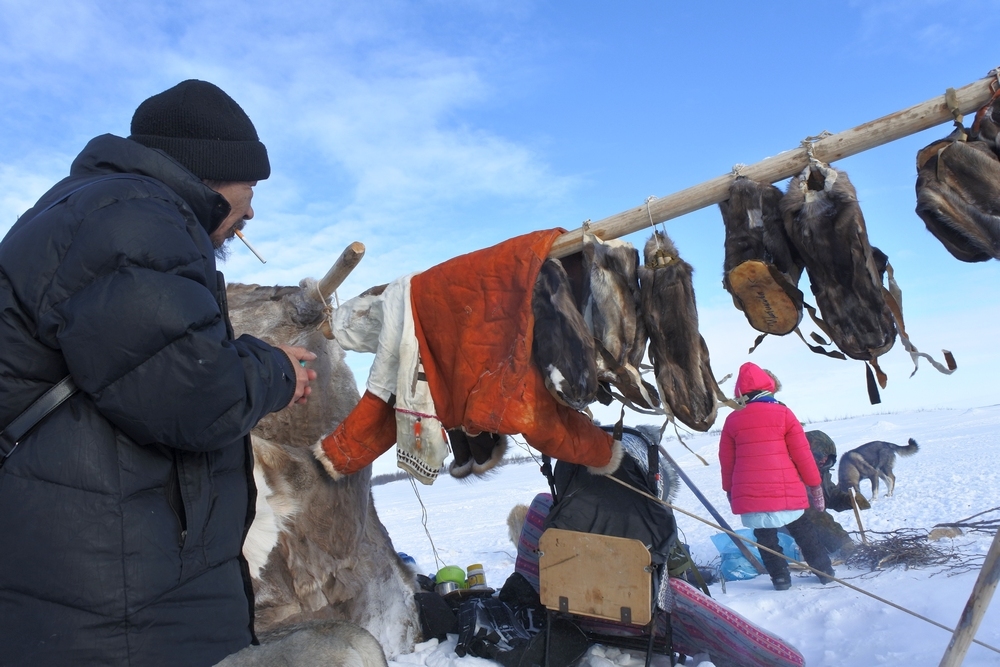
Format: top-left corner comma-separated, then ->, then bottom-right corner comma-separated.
234,229 -> 266,264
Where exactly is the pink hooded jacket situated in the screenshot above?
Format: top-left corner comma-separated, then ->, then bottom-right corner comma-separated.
719,362 -> 820,515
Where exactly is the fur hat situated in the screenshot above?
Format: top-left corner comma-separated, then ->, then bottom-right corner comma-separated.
129,79 -> 270,182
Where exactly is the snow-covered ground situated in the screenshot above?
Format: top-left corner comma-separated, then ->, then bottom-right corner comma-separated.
373,405 -> 1000,666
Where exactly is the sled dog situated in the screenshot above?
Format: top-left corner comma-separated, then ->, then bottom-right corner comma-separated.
214,619 -> 388,667
837,438 -> 919,500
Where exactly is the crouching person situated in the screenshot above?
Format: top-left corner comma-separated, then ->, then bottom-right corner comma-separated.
719,363 -> 835,590
0,80 -> 316,666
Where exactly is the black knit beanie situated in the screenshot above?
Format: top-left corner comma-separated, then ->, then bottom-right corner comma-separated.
128,79 -> 270,182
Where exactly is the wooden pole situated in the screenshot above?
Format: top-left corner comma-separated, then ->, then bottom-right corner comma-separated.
318,242 -> 366,339
318,241 -> 366,299
938,529 -> 1000,666
849,488 -> 869,545
658,445 -> 768,575
548,72 -> 998,259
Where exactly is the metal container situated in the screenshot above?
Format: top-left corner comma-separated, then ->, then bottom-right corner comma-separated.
435,580 -> 460,596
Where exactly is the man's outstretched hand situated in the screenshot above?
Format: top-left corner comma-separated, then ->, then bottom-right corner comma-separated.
277,345 -> 318,407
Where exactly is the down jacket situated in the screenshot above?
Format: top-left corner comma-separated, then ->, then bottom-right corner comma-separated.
0,135 -> 296,666
718,362 -> 820,515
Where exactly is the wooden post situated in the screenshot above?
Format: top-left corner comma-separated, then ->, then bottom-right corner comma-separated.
849,488 -> 868,545
938,529 -> 1000,666
318,242 -> 366,339
548,73 -> 998,259
658,445 -> 768,575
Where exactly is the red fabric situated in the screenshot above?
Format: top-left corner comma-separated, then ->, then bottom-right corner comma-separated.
410,230 -> 613,468
719,363 -> 820,514
319,390 -> 397,476
319,230 -> 614,476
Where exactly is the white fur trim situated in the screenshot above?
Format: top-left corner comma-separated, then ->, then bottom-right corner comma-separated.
448,458 -> 473,479
587,438 -> 624,476
312,439 -> 345,481
470,435 -> 508,475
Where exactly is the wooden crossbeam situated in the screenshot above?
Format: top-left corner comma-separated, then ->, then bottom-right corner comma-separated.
548,72 -> 999,259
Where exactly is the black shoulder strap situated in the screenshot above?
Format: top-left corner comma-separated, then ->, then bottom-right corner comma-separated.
0,375 -> 77,466
0,174 -> 140,467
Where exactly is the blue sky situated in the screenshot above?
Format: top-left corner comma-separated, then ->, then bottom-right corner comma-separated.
3,1 -> 999,448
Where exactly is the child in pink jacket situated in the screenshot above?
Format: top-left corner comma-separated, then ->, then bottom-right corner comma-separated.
719,362 -> 834,590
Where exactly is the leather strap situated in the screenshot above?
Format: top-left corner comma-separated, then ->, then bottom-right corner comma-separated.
0,375 -> 78,465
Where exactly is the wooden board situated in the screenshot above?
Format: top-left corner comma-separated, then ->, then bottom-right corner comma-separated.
538,528 -> 652,625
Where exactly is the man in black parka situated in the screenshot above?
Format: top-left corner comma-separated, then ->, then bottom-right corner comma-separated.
0,80 -> 316,666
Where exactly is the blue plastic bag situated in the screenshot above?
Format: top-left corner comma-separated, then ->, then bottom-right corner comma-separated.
710,529 -> 802,581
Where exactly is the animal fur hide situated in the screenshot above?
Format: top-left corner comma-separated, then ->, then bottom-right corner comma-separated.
582,230 -> 659,410
719,177 -> 805,335
720,176 -> 803,282
915,124 -> 1000,262
225,280 -> 420,660
531,257 -> 598,411
780,162 -> 896,362
638,232 -> 718,432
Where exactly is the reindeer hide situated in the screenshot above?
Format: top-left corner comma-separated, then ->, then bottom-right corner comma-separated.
915,129 -> 1000,262
719,177 -> 805,335
225,280 -> 420,659
720,176 -> 802,281
531,257 -> 598,411
638,232 -> 718,431
780,163 -> 896,361
581,230 -> 659,410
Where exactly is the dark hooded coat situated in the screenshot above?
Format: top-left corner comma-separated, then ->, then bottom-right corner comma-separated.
0,134 -> 296,666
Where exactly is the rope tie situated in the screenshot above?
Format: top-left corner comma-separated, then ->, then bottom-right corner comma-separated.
603,474 -> 1000,655
800,131 -> 832,165
313,280 -> 336,334
731,163 -> 748,177
409,476 -> 444,572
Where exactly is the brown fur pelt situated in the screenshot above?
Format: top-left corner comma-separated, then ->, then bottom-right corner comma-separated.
448,429 -> 508,479
638,232 -> 718,431
582,231 -> 658,409
531,258 -> 598,410
226,280 -> 420,659
780,163 -> 896,361
720,176 -> 803,282
915,126 -> 1000,262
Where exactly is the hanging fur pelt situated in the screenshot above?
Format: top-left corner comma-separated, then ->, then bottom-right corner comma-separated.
914,105 -> 1000,262
638,231 -> 718,431
719,176 -> 805,335
780,162 -> 896,362
582,230 -> 659,410
531,257 -> 599,411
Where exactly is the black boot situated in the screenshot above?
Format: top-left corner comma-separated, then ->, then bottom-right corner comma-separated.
787,515 -> 835,584
753,528 -> 791,590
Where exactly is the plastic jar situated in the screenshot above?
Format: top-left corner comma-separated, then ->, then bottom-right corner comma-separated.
466,563 -> 487,590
